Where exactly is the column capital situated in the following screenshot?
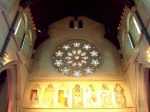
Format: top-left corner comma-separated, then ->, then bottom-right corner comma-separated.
18,6 -> 23,12
131,6 -> 137,13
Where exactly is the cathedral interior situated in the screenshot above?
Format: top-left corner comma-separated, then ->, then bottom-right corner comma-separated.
0,0 -> 150,112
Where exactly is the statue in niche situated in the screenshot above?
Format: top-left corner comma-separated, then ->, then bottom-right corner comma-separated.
43,84 -> 55,107
114,84 -> 127,107
30,84 -> 41,106
72,84 -> 83,108
30,90 -> 38,104
86,84 -> 99,107
57,84 -> 68,107
100,84 -> 113,107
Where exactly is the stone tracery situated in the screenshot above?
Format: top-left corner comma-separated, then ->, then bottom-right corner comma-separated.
52,39 -> 102,77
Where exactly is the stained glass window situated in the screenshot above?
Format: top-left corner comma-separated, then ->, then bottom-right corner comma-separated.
52,39 -> 102,77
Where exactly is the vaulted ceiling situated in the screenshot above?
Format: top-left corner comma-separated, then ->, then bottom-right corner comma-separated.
20,0 -> 135,49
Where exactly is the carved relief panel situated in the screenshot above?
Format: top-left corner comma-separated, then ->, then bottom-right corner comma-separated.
23,81 -> 131,109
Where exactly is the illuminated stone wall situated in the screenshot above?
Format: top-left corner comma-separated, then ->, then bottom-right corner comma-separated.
0,1 -> 36,111
23,80 -> 133,108
117,1 -> 150,111
29,17 -> 124,80
22,17 -> 134,112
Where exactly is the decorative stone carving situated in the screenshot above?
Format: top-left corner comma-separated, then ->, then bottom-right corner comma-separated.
43,84 -> 55,108
114,84 -> 127,107
72,84 -> 83,108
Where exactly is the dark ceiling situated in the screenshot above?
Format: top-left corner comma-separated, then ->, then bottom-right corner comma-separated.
20,0 -> 135,49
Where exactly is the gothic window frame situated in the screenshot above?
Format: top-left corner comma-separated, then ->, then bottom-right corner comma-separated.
15,13 -> 33,61
52,39 -> 102,77
126,13 -> 141,47
14,13 -> 28,47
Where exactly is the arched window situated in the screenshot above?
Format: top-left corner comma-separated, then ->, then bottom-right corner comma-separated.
69,20 -> 74,28
78,20 -> 83,28
15,17 -> 25,46
14,18 -> 21,35
127,13 -> 141,47
14,14 -> 33,61
14,13 -> 28,47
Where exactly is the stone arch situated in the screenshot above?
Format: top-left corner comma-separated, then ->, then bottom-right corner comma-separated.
126,12 -> 141,46
126,13 -> 132,31
122,29 -> 128,46
135,60 -> 150,112
23,13 -> 28,31
15,13 -> 28,47
0,60 -> 20,112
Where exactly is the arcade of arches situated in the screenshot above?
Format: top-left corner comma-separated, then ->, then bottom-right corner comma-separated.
0,0 -> 150,112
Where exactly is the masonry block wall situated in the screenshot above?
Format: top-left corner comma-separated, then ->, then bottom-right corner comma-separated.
22,17 -> 134,112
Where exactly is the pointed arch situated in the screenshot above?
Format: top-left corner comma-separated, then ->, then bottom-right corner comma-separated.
134,60 -> 150,112
126,13 -> 141,47
0,60 -> 21,112
23,13 -> 28,30
126,13 -> 132,31
15,13 -> 28,47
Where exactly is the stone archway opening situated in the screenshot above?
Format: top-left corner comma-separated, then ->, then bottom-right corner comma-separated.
142,67 -> 150,112
0,62 -> 20,112
0,69 -> 8,112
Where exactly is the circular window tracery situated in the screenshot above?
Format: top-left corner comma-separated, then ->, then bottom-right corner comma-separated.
52,39 -> 102,77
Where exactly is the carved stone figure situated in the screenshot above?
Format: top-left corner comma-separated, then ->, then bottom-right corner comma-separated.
43,84 -> 55,107
114,84 -> 127,107
101,84 -> 113,107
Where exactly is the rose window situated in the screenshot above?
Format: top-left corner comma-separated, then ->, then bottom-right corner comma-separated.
52,39 -> 102,77
65,50 -> 88,67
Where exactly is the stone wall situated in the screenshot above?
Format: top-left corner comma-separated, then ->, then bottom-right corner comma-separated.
22,17 -> 134,112
0,0 -> 36,112
117,1 -> 150,112
30,17 -> 124,80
